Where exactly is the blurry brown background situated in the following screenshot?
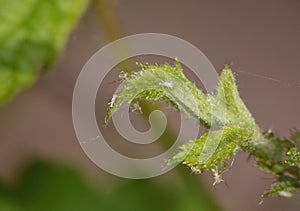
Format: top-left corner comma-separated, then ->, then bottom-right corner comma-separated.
0,0 -> 299,210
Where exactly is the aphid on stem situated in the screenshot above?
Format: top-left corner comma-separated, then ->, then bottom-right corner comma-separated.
130,101 -> 143,114
109,71 -> 129,84
186,164 -> 201,174
118,71 -> 128,81
211,169 -> 227,186
190,166 -> 201,174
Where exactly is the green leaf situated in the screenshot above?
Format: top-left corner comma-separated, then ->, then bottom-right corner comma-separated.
0,0 -> 89,103
106,61 -> 257,172
105,60 -> 300,198
105,59 -> 215,128
168,126 -> 254,171
215,65 -> 256,128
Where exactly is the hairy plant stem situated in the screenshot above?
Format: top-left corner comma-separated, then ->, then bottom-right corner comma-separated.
105,61 -> 300,198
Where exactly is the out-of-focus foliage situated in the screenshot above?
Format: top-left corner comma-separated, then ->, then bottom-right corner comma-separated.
0,159 -> 220,211
0,0 -> 89,103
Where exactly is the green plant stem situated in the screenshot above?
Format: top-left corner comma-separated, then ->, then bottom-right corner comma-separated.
105,61 -> 300,198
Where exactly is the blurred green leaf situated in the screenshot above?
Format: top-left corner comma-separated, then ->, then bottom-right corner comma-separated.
0,0 -> 89,103
0,159 -> 220,211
